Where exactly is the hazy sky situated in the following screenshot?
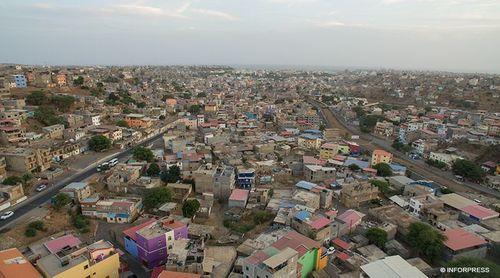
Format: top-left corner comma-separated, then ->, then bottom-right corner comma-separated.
1,0 -> 500,73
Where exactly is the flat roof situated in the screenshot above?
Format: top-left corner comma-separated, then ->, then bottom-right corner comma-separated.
0,248 -> 42,278
360,255 -> 426,278
444,228 -> 487,251
263,247 -> 297,269
43,234 -> 82,254
229,189 -> 249,201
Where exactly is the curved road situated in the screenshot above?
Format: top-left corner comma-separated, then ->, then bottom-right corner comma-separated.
0,131 -> 166,230
310,98 -> 500,198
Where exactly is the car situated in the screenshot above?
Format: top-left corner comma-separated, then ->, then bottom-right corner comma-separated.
0,211 -> 14,220
108,158 -> 119,167
97,162 -> 110,172
36,184 -> 47,192
327,247 -> 336,255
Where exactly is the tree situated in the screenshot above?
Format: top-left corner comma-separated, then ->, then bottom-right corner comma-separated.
25,228 -> 37,237
143,187 -> 172,211
373,163 -> 393,177
407,222 -> 446,263
370,180 -> 390,194
160,165 -> 181,183
116,120 -> 129,128
446,257 -> 500,278
392,139 -> 411,153
319,124 -> 326,131
51,95 -> 75,112
426,159 -> 447,169
253,210 -> 273,225
146,163 -> 161,177
53,193 -> 71,211
21,172 -> 33,186
182,199 -> 200,218
28,220 -> 45,231
88,135 -> 112,152
133,146 -> 154,162
452,159 -> 484,181
348,163 -> 361,171
188,104 -> 201,114
366,227 -> 388,248
73,76 -> 84,86
2,176 -> 21,185
26,91 -> 47,105
34,106 -> 65,126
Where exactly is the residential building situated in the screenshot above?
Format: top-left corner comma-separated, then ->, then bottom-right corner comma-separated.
228,189 -> 249,208
319,142 -> 339,160
303,165 -> 336,183
297,134 -> 321,150
0,125 -> 25,145
193,164 -> 235,200
428,152 -> 462,167
236,167 -> 255,188
12,74 -> 27,88
0,147 -> 51,172
371,149 -> 393,166
442,228 -> 488,261
60,182 -> 92,203
0,248 -> 42,278
124,218 -> 188,268
374,121 -> 394,137
42,124 -> 64,140
340,181 -> 379,208
360,255 -> 427,278
81,196 -> 142,223
37,240 -> 120,278
243,247 -> 298,278
124,114 -> 153,129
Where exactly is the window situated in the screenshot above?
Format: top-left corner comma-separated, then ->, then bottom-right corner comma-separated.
84,265 -> 89,270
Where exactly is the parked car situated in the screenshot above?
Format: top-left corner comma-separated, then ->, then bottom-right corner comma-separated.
0,211 -> 14,220
36,184 -> 47,192
97,162 -> 110,172
108,158 -> 119,167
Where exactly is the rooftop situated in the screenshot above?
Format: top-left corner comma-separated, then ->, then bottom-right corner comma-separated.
443,228 -> 488,251
360,255 -> 426,278
229,189 -> 249,202
0,248 -> 41,278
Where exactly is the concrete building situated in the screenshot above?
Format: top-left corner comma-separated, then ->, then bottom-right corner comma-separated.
42,124 -> 65,140
360,255 -> 426,278
303,165 -> 336,183
297,134 -> 322,150
442,228 -> 488,261
0,147 -> 51,172
340,181 -> 379,208
319,142 -> 339,160
81,196 -> 142,223
236,167 -> 255,189
37,240 -> 119,278
371,149 -> 393,166
193,164 -> 235,200
12,74 -> 27,88
60,182 -> 92,203
228,189 -> 249,208
0,248 -> 41,278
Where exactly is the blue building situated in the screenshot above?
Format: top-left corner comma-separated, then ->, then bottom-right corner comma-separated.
12,74 -> 27,88
237,168 -> 255,188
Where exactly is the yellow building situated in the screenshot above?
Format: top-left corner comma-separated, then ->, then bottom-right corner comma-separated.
298,134 -> 321,150
37,240 -> 119,278
319,143 -> 339,160
337,144 -> 350,155
371,149 -> 393,166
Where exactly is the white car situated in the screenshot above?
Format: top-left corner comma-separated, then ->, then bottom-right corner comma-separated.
36,184 -> 47,192
327,247 -> 336,255
0,211 -> 14,220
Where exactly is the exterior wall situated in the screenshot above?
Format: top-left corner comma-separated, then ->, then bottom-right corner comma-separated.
51,253 -> 119,278
443,246 -> 487,261
124,237 -> 138,258
228,199 -> 246,208
136,233 -> 168,268
298,249 -> 317,278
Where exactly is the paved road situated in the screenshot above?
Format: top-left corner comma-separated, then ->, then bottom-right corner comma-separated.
310,98 -> 500,198
0,131 -> 166,230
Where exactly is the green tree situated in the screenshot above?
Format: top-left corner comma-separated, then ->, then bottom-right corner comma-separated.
182,199 -> 200,218
25,228 -> 37,237
373,163 -> 393,177
2,176 -> 21,185
426,159 -> 447,169
34,106 -> 65,126
446,257 -> 500,278
28,220 -> 45,231
53,193 -> 71,211
407,222 -> 446,263
26,91 -> 47,105
73,76 -> 84,86
21,172 -> 33,185
146,163 -> 161,177
188,104 -> 201,114
253,210 -> 273,225
160,165 -> 181,183
51,95 -> 75,112
88,135 -> 112,152
452,159 -> 484,181
366,227 -> 388,248
116,120 -> 129,128
348,163 -> 361,171
370,180 -> 390,194
143,187 -> 172,211
133,146 -> 154,162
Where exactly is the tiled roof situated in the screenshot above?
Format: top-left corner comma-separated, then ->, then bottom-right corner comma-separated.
444,228 -> 487,251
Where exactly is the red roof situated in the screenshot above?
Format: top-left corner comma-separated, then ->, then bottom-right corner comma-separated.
461,204 -> 499,220
272,231 -> 320,257
229,189 -> 249,201
162,219 -> 186,230
336,251 -> 350,261
309,217 -> 332,230
123,219 -> 156,241
337,209 -> 365,229
43,234 -> 82,254
444,228 -> 487,251
331,238 -> 350,250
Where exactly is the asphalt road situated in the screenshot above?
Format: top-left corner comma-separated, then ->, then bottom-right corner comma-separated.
310,98 -> 500,198
0,131 -> 166,230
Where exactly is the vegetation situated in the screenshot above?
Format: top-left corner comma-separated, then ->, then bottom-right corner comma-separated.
2,176 -> 22,185
407,222 -> 446,263
370,179 -> 390,194
426,159 -> 447,169
146,163 -> 161,177
34,106 -> 66,126
452,159 -> 484,181
52,193 -> 71,211
392,139 -> 411,153
441,187 -> 454,194
373,163 -> 393,177
72,214 -> 90,233
51,95 -> 75,112
25,228 -> 37,237
348,163 -> 361,171
188,104 -> 201,114
160,165 -> 181,183
446,257 -> 500,278
133,146 -> 154,162
143,187 -> 172,211
366,227 -> 388,248
26,90 -> 46,105
116,120 -> 129,128
73,76 -> 84,86
88,135 -> 112,152
253,210 -> 274,225
182,199 -> 201,218
223,219 -> 255,234
26,91 -> 75,112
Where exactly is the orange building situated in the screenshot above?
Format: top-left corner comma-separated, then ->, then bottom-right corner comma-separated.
0,248 -> 42,278
124,114 -> 153,129
371,149 -> 393,166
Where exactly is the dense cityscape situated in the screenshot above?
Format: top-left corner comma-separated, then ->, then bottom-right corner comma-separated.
0,65 -> 497,278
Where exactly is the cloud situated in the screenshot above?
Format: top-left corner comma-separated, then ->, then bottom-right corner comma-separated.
109,3 -> 188,19
191,9 -> 239,21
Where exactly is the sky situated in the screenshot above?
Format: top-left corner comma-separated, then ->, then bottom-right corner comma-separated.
1,0 -> 500,73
